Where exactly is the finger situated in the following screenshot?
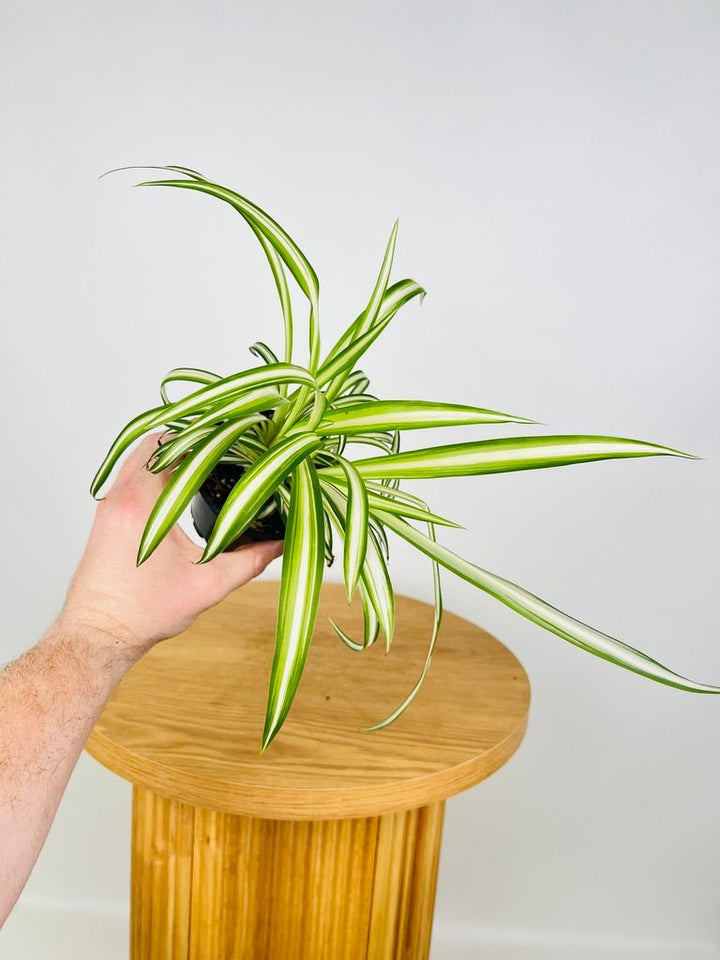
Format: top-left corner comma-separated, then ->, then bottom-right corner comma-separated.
112,434 -> 183,513
111,433 -> 168,491
211,539 -> 284,592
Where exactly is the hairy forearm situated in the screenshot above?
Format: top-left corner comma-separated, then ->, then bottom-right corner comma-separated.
0,433 -> 282,929
0,620 -> 142,926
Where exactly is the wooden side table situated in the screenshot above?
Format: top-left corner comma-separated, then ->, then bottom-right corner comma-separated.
86,580 -> 530,960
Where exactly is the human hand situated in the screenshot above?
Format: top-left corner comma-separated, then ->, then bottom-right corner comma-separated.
58,434 -> 284,654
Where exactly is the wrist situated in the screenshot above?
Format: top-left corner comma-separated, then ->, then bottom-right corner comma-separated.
53,606 -> 154,665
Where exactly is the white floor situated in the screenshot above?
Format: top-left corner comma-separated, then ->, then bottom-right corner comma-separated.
2,902 -> 719,960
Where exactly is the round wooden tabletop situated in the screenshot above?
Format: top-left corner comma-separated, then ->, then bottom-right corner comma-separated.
86,580 -> 530,820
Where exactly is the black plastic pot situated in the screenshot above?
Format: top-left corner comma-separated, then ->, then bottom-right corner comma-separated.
190,461 -> 286,551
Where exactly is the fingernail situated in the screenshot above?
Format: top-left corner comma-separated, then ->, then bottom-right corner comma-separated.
269,540 -> 284,557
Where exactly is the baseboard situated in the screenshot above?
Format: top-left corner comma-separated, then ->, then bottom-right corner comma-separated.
2,900 -> 718,960
431,921 -> 720,960
0,898 -> 128,959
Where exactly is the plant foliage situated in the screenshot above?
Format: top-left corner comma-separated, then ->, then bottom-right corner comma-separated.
92,167 -> 720,751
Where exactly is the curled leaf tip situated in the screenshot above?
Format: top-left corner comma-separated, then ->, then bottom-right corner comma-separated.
98,166 -> 133,180
194,550 -> 215,565
99,164 -> 162,180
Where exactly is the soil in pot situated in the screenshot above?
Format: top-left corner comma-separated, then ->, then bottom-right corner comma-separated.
191,461 -> 286,551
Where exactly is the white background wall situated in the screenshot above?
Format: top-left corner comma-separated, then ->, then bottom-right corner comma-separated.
1,2 -> 719,957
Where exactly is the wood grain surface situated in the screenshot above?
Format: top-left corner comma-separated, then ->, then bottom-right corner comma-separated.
87,580 -> 530,820
130,787 -> 446,960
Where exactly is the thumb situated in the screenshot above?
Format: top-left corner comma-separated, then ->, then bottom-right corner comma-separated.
212,539 -> 285,592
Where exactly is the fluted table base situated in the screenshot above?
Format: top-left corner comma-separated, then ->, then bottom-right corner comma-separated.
131,786 -> 445,960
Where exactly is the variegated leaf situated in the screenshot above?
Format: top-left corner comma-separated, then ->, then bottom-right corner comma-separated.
317,435 -> 695,481
91,364 -> 316,498
137,415 -> 265,565
312,400 -> 534,435
321,481 -> 394,648
147,388 -> 285,472
138,177 -> 320,372
375,510 -> 720,694
249,342 -> 280,366
262,458 -> 325,751
325,475 -> 461,528
323,221 -> 398,400
320,278 -> 424,372
365,511 -> 444,730
320,486 -> 381,650
327,457 -> 369,601
329,580 -> 381,652
200,433 -> 322,561
160,366 -> 221,405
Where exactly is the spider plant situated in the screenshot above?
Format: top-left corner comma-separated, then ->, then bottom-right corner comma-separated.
91,165 -> 720,751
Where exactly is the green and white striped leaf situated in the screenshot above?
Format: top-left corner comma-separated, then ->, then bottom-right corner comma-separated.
366,492 -> 459,528
249,342 -> 280,367
319,286 -> 424,398
138,177 -> 320,371
320,486 -> 381,650
222,449 -> 257,466
321,481 -> 394,648
372,278 -> 426,326
164,165 -> 206,180
147,388 -> 285,471
227,431 -> 270,459
312,400 -> 534,435
322,506 -> 335,566
148,389 -> 287,473
306,389 -> 329,433
375,428 -> 401,493
375,510 -> 720,694
369,518 -> 390,562
262,458 -> 324,751
329,456 -> 369,601
160,366 -> 221,404
279,278 -> 423,428
326,475 -> 461,527
91,364 -> 316,498
247,220 -> 294,371
200,433 -> 322,561
318,435 -> 695,482
358,222 -> 399,333
329,580 -> 380,652
321,278 -> 425,372
146,424 -> 215,473
331,393 -> 381,408
188,387 -> 284,431
101,164 -> 206,182
343,370 -> 371,396
366,512 -> 444,730
137,415 -> 265,565
342,436 -> 396,455
323,221 -> 398,400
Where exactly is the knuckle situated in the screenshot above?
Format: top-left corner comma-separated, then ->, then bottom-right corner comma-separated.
115,484 -> 147,516
252,548 -> 271,579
